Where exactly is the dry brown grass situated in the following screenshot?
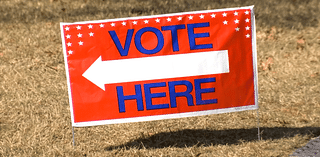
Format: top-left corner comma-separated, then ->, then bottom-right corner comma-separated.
1,0 -> 320,156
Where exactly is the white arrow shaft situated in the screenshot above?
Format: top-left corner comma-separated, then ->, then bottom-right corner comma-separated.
83,50 -> 229,90
102,50 -> 228,84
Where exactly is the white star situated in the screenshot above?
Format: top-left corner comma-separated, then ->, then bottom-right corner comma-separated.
223,20 -> 228,25
68,50 -> 73,54
67,42 -> 72,47
245,18 -> 250,23
122,21 -> 126,26
132,21 -> 137,25
99,24 -> 104,28
188,15 -> 193,20
246,34 -> 250,38
234,11 -> 239,16
199,14 -> 204,19
66,34 -> 71,39
235,27 -> 240,31
222,12 -> 227,17
144,20 -> 149,24
111,23 -> 115,27
211,13 -> 216,18
155,18 -> 160,23
89,32 -> 94,36
234,19 -> 239,24
245,26 -> 250,30
88,25 -> 93,29
76,25 -> 81,30
245,11 -> 250,15
77,33 -> 82,38
78,41 -> 83,45
177,17 -> 182,21
167,17 -> 171,22
65,27 -> 70,31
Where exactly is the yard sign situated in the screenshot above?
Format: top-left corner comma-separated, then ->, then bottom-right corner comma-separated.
60,6 -> 258,127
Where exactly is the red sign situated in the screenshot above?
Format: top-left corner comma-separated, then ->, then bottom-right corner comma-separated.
60,6 -> 258,127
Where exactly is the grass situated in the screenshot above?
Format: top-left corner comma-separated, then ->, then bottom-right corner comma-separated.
0,0 -> 320,156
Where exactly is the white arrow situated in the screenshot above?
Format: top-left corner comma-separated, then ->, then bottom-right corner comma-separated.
82,50 -> 230,91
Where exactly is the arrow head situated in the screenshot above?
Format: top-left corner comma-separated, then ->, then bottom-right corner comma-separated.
82,56 -> 106,91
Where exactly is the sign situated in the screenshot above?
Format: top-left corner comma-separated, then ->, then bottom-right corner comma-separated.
60,6 -> 258,127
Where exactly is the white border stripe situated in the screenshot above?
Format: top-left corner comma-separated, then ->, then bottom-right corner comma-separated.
251,6 -> 259,110
60,23 -> 76,126
60,6 -> 254,25
73,105 -> 258,127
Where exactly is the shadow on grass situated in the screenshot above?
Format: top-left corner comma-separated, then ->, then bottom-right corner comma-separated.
105,127 -> 320,150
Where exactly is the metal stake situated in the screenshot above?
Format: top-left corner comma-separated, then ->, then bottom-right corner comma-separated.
257,109 -> 261,141
72,127 -> 75,147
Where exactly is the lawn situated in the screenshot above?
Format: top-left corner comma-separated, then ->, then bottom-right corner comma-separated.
0,0 -> 320,156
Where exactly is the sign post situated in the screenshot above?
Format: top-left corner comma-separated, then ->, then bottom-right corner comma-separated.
60,6 -> 258,129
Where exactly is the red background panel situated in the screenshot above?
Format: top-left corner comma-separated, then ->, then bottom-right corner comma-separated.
61,7 -> 256,124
